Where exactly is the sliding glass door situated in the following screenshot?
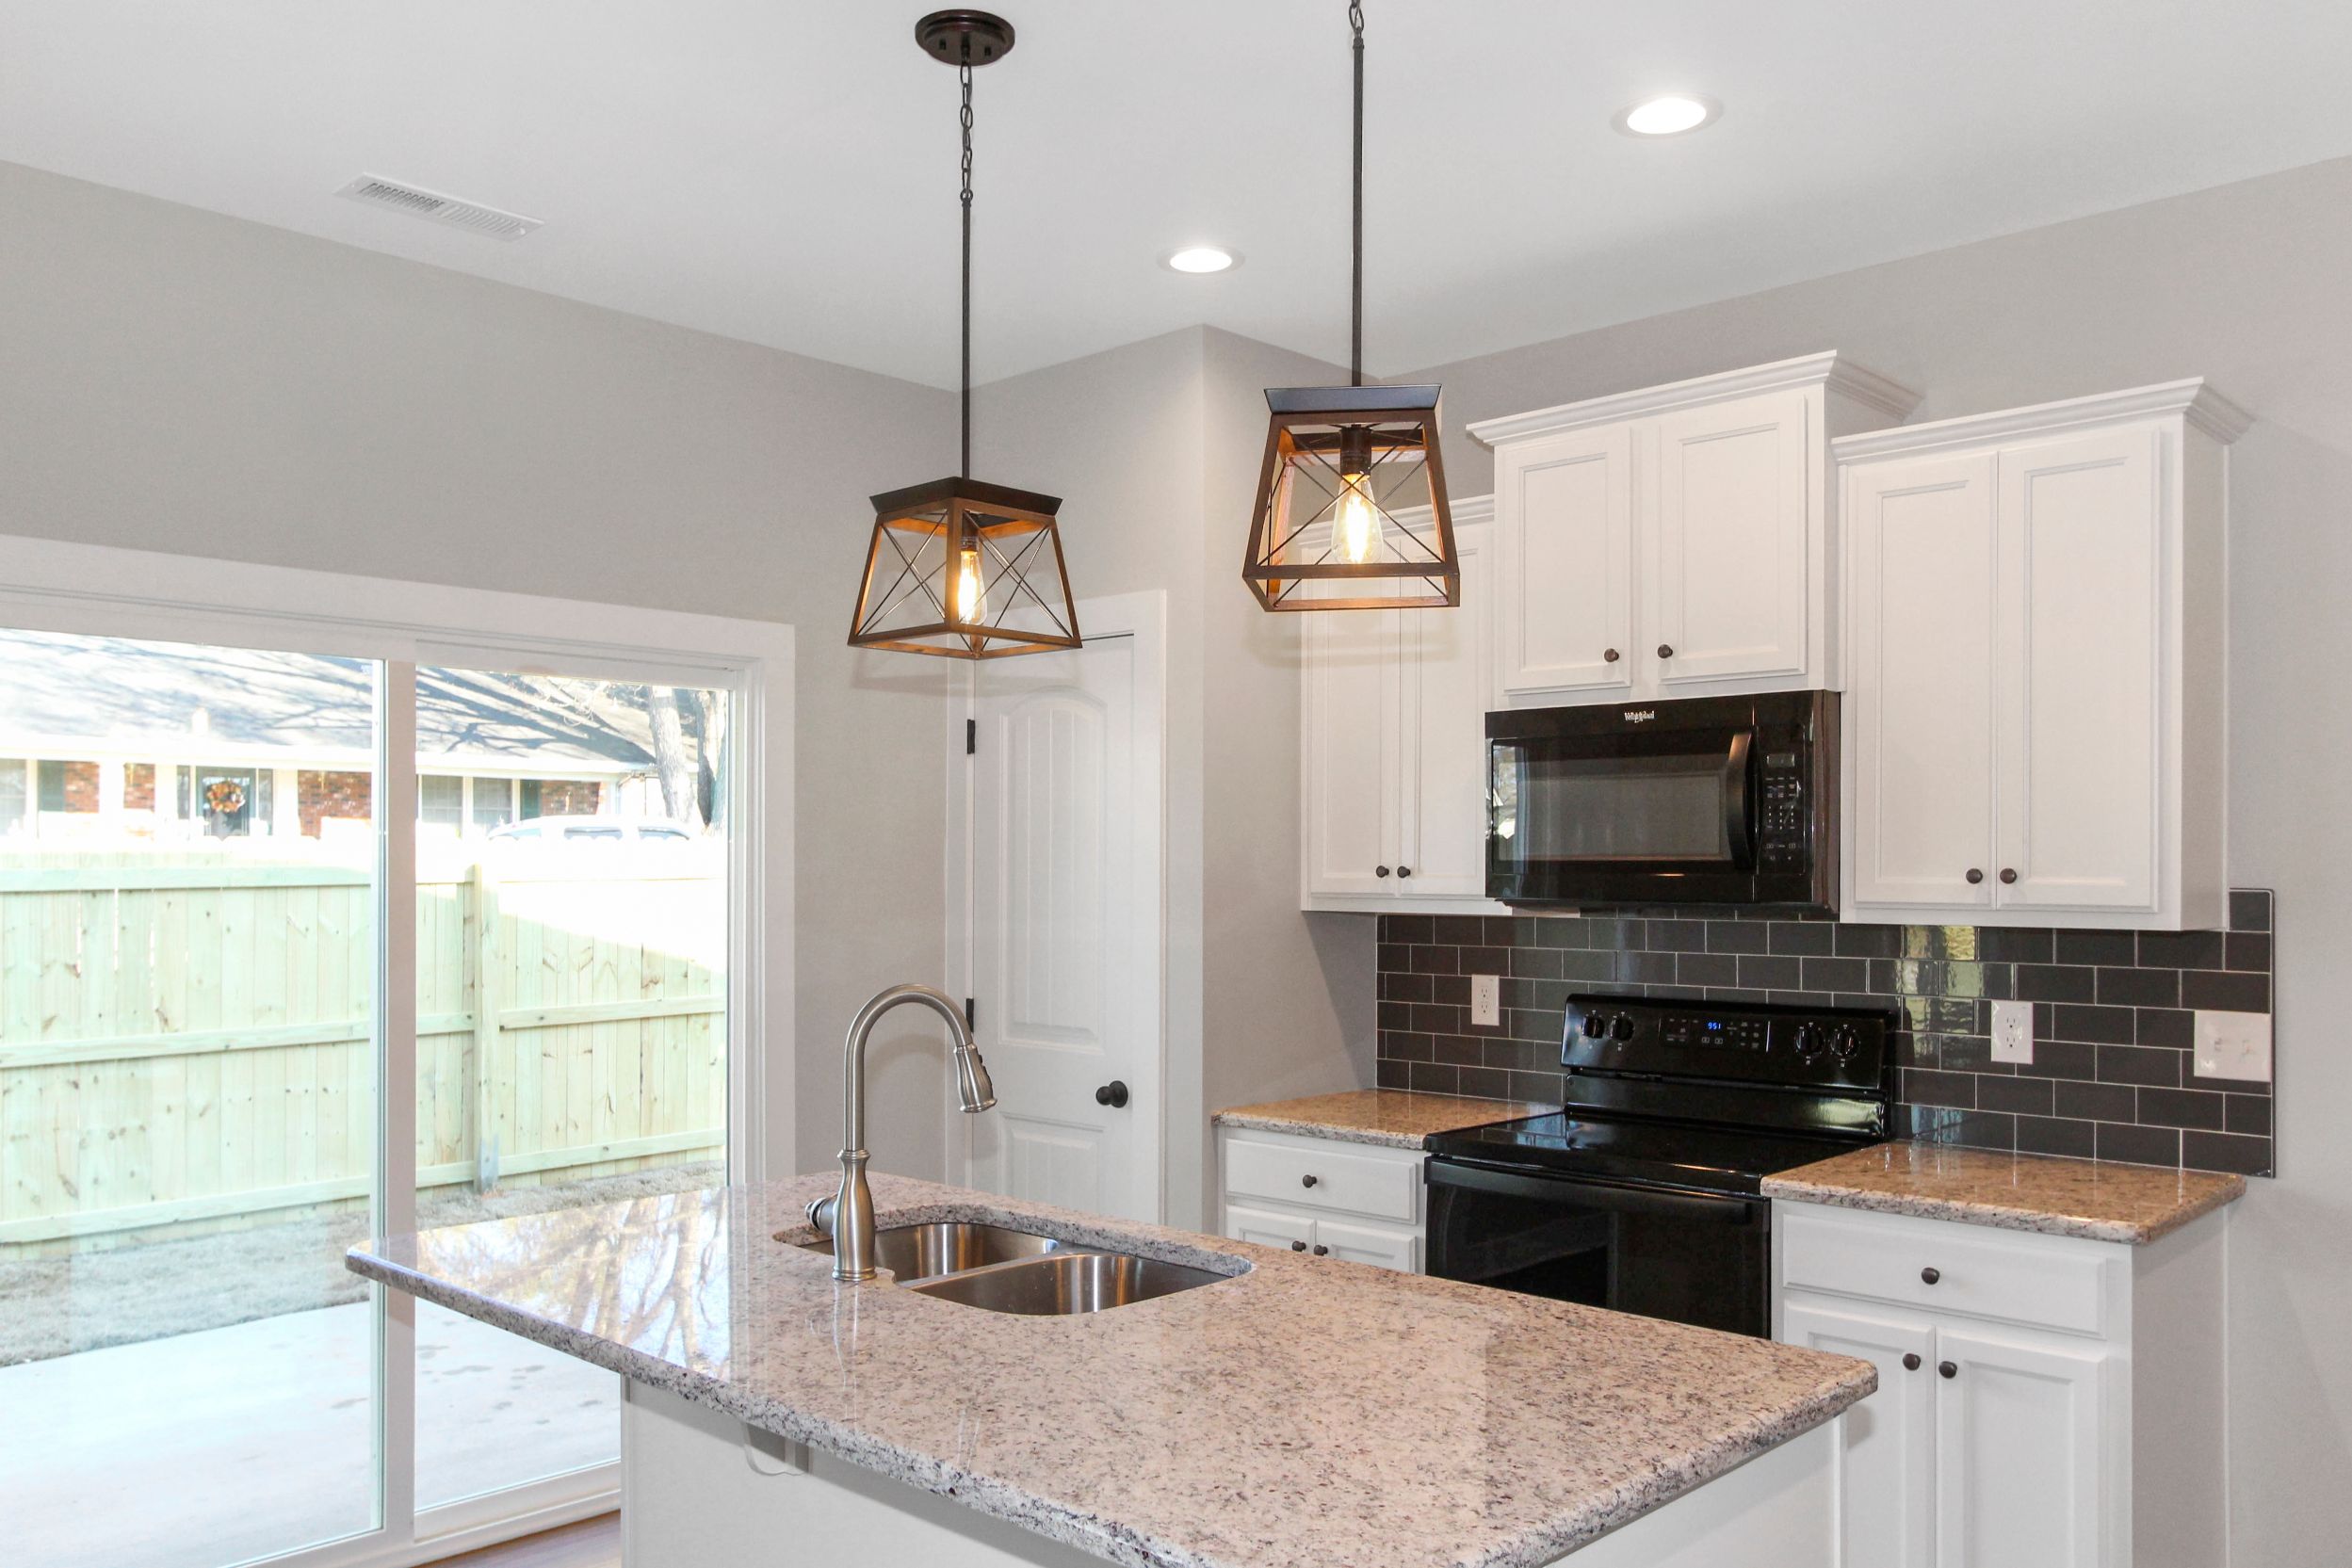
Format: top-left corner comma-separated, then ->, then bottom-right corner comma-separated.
0,623 -> 750,1567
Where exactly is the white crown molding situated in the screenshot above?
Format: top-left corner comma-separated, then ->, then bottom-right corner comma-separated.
1465,352 -> 1921,447
1831,379 -> 2253,461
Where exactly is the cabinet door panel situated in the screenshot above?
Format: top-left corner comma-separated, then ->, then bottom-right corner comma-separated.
1222,1201 -> 1313,1253
1400,525 -> 1492,897
1496,427 -> 1634,700
1935,1327 -> 2111,1568
1781,1302 -> 1936,1568
1302,608 -> 1401,897
1651,391 -> 1812,687
1847,455 -> 2000,910
1996,432 -> 2162,913
1312,1216 -> 1421,1273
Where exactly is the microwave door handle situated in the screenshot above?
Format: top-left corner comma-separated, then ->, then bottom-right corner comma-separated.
1723,729 -> 1757,868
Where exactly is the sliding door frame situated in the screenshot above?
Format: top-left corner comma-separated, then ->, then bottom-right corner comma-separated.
0,532 -> 796,1567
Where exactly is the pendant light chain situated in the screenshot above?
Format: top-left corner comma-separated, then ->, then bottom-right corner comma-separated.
1349,0 -> 1365,388
960,56 -> 976,477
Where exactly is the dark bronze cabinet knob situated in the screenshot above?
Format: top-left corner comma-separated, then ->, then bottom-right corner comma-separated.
1902,1352 -> 1922,1371
1965,868 -> 1985,884
1374,865 -> 1390,878
1397,865 -> 1412,879
1602,648 -> 1621,663
1290,1239 -> 1307,1252
1095,1080 -> 1128,1108
1311,1244 -> 1329,1256
1938,1361 -> 1958,1380
1921,1266 -> 1941,1285
2000,867 -> 2019,884
1301,1173 -> 1320,1188
1657,644 -> 1675,658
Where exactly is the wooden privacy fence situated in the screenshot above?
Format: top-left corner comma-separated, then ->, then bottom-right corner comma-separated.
0,844 -> 727,1256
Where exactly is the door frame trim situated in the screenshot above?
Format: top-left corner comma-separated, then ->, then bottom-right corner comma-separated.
945,590 -> 1169,1221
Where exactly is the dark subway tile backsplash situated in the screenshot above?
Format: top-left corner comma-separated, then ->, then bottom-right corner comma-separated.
1373,890 -> 2276,1178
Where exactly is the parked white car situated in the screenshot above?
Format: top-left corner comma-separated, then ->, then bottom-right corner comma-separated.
487,815 -> 698,845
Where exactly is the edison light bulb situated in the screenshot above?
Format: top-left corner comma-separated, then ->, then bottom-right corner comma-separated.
953,543 -> 988,622
1337,477 -> 1381,564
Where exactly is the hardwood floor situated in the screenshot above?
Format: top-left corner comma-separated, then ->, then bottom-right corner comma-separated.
430,1513 -> 619,1568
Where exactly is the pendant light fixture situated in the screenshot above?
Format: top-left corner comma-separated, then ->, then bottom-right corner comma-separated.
1242,0 -> 1456,612
850,10 -> 1081,659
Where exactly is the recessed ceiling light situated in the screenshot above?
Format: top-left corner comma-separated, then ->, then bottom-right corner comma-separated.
1614,95 -> 1721,137
1163,245 -> 1240,274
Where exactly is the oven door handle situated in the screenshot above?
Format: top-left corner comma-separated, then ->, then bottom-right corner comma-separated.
1426,1157 -> 1760,1223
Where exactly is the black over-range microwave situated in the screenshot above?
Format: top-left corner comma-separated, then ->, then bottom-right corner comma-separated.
1485,690 -> 1837,911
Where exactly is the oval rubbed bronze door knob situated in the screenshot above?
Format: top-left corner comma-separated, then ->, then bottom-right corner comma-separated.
1921,1266 -> 1941,1285
1903,1353 -> 1922,1371
1939,1361 -> 1958,1379
1657,644 -> 1675,658
1603,648 -> 1621,663
1965,868 -> 1985,884
2000,867 -> 2019,884
1094,1080 -> 1128,1108
1290,1239 -> 1307,1252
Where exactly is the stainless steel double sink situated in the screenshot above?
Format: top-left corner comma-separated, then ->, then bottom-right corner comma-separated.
794,1221 -> 1226,1316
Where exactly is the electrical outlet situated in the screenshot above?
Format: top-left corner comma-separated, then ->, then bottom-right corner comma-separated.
2194,1010 -> 2272,1083
1990,999 -> 2034,1065
1469,974 -> 1500,1028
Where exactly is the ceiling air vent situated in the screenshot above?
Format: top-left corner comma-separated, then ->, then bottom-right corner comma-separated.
335,174 -> 542,241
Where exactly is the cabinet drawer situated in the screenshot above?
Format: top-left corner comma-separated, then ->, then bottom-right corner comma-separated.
1221,1130 -> 1421,1223
1778,1204 -> 2111,1336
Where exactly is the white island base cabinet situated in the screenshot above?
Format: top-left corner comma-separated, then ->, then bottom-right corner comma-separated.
621,1377 -> 1845,1567
1216,1124 -> 1425,1271
1774,1200 -> 2229,1568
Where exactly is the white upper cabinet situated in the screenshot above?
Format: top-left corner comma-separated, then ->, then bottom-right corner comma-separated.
1838,381 -> 2247,929
1300,504 -> 1502,913
1471,353 -> 1918,706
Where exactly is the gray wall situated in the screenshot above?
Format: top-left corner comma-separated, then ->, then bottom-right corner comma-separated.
970,327 -> 1375,1227
1403,154 -> 2352,1564
0,159 -> 962,1185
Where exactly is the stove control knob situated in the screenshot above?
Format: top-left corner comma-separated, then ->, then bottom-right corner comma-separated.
1829,1026 -> 1860,1062
1607,1012 -> 1637,1043
1792,1022 -> 1826,1062
1580,1011 -> 1607,1040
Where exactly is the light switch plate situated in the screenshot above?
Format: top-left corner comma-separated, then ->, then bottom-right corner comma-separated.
1990,999 -> 2034,1065
2194,1010 -> 2273,1082
1469,974 -> 1500,1028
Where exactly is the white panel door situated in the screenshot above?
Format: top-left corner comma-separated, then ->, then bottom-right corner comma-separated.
1650,390 -> 1812,687
1934,1327 -> 2112,1568
1495,425 -> 1635,700
1781,1302 -> 1937,1568
1223,1201 -> 1313,1253
1847,454 -> 2000,911
1303,606 -> 1402,897
1312,1216 -> 1421,1272
1995,431 -> 2163,913
1398,524 -> 1492,897
966,633 -> 1158,1221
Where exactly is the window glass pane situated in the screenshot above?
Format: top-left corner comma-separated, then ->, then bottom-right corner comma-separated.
418,774 -> 462,832
0,759 -> 24,834
0,628 -> 378,1567
470,778 -> 513,832
413,669 -> 730,1512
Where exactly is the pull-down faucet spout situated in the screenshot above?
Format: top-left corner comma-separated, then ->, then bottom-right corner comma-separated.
805,983 -> 996,1281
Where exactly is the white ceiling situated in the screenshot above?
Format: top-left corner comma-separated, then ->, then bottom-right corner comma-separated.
5,2 -> 2351,388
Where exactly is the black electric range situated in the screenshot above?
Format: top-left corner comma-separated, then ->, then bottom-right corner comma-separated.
1423,993 -> 1892,1337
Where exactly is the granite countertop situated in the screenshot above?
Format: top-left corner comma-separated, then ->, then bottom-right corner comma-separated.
348,1172 -> 1873,1568
1761,1141 -> 2247,1244
1211,1088 -> 1553,1149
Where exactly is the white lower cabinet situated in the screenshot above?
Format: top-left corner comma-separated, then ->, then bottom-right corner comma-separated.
1775,1200 -> 2226,1568
1217,1126 -> 1423,1273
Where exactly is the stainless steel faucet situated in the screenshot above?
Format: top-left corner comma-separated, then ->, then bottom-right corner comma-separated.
806,983 -> 996,1281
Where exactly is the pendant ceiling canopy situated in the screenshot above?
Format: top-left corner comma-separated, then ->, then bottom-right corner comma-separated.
850,9 -> 1081,660
1243,0 -> 1457,612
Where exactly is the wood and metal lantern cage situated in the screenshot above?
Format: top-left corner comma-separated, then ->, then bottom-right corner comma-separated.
1243,383 -> 1459,611
849,475 -> 1081,658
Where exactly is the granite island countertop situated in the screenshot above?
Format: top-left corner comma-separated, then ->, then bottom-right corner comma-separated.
1761,1140 -> 2247,1244
1212,1088 -> 1553,1149
348,1172 -> 1873,1568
